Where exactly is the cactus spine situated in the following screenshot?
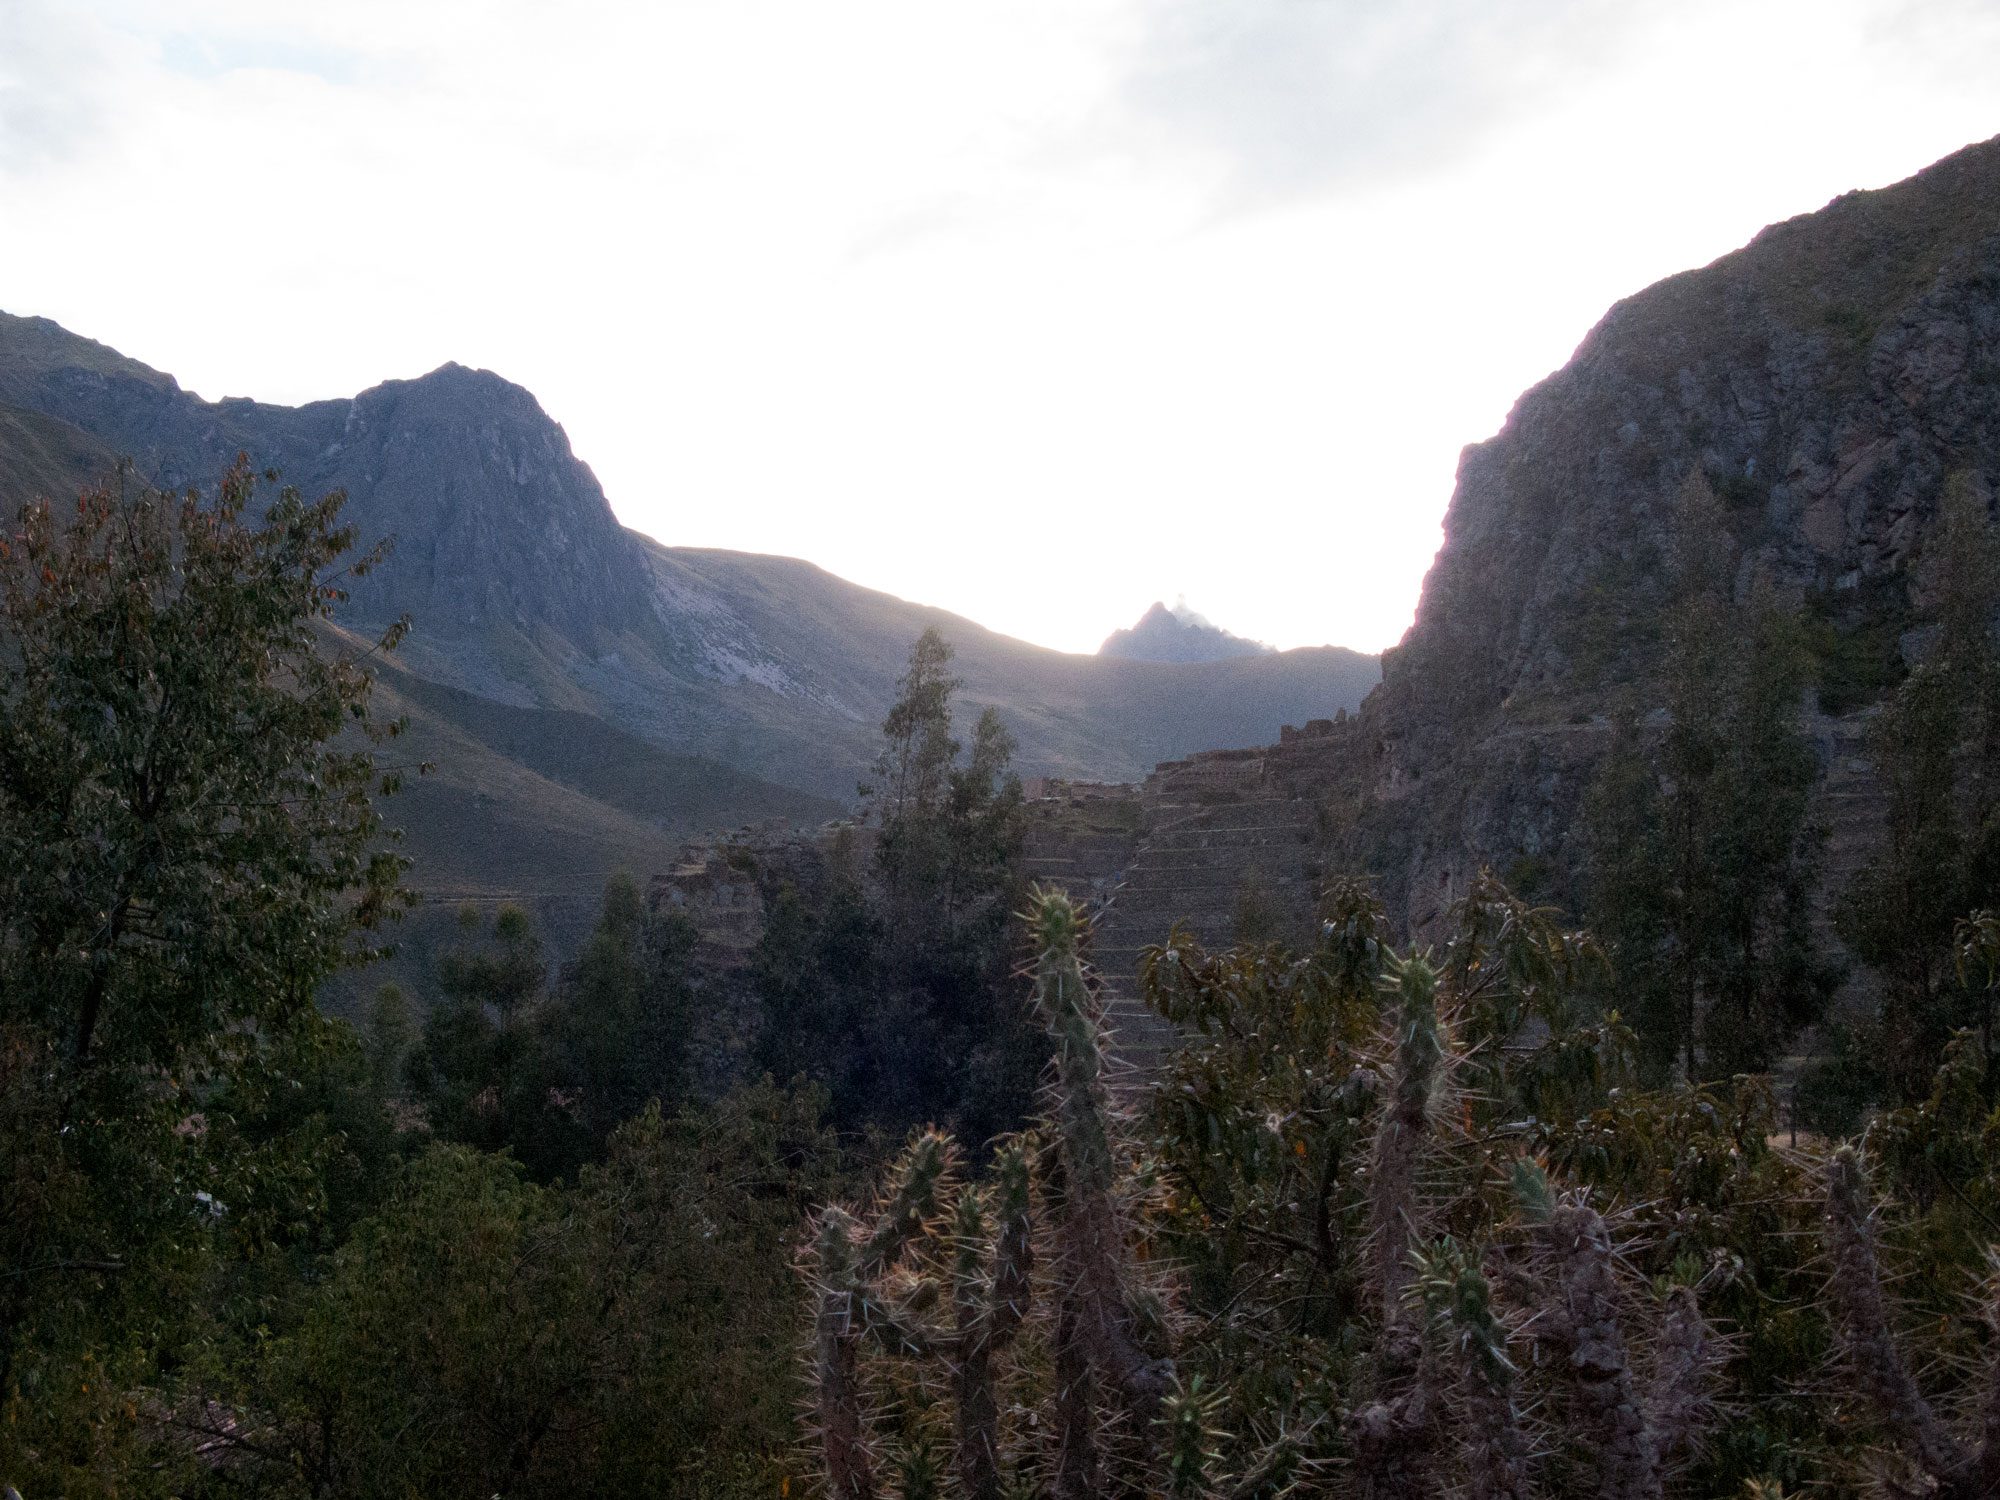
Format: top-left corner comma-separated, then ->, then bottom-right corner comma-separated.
1026,887 -> 1176,1457
1508,1160 -> 1720,1500
1369,954 -> 1445,1330
1415,1240 -> 1535,1500
1823,1145 -> 2000,1499
1350,952 -> 1447,1500
808,1131 -> 952,1500
802,889 -> 1184,1499
948,1139 -> 1034,1500
1538,1199 -> 1660,1500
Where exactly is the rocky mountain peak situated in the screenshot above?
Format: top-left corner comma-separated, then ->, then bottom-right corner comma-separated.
1099,600 -> 1274,663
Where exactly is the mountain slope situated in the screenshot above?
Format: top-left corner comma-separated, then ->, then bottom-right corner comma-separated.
0,313 -> 1381,799
1321,132 -> 2000,930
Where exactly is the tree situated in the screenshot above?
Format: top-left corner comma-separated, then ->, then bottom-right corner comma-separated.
867,632 -> 1033,1137
755,631 -> 1033,1140
197,1080 -> 841,1500
1585,469 -> 1829,1081
404,901 -> 548,1153
0,459 -> 410,1080
406,878 -> 700,1181
0,458 -> 411,1486
1836,473 -> 2000,1100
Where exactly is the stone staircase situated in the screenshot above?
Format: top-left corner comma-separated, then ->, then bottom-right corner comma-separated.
1087,752 -> 1320,1074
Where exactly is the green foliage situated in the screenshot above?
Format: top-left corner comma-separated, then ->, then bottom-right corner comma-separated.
1835,474 -> 2000,1104
1138,870 -> 1878,1499
405,875 -> 699,1182
1802,575 -> 1907,715
1585,469 -> 1833,1082
757,629 -> 1036,1142
0,461 -> 412,1495
199,1079 -> 838,1498
0,460 -> 411,1081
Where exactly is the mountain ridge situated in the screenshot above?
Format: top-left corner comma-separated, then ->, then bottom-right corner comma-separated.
1279,131 -> 2000,934
0,311 -> 1381,800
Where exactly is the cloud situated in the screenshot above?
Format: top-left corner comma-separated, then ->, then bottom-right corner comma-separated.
0,5 -> 124,170
1117,0 -> 1676,197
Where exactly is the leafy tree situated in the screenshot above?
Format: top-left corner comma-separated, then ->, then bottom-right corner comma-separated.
872,629 -> 1024,984
406,878 -> 700,1181
757,630 -> 1034,1141
1585,469 -> 1830,1080
1835,473 -> 2000,1102
0,460 -> 412,1492
193,1079 -> 841,1499
404,901 -> 549,1153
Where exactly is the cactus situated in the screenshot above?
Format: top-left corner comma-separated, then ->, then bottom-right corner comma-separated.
807,1131 -> 954,1500
1647,1282 -> 1719,1472
1348,951 -> 1448,1500
1159,1373 -> 1229,1497
1508,1160 -> 1720,1500
1025,887 -> 1177,1446
948,1138 -> 1035,1500
1369,952 -> 1446,1330
1413,1239 -> 1535,1500
803,890 -> 1188,1500
1823,1145 -> 2000,1499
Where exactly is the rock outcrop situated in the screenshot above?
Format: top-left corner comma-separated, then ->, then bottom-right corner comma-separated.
1342,133 -> 2000,930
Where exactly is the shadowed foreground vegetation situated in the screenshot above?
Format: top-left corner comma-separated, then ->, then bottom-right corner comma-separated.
9,473 -> 2000,1499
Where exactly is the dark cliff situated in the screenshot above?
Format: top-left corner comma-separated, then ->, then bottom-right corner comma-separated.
1342,134 -> 2000,929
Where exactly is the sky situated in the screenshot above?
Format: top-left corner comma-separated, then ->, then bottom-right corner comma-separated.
1,2 -> 1997,656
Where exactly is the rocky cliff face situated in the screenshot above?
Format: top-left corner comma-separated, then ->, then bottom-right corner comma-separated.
1342,133 -> 2000,931
0,328 -> 660,661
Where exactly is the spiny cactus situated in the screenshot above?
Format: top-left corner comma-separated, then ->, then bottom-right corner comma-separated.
947,1138 -> 1035,1500
1159,1373 -> 1229,1497
1412,1239 -> 1534,1500
1510,1160 -> 1720,1500
1025,886 -> 1177,1450
1647,1281 -> 1719,1469
1349,951 -> 1448,1500
803,889 -> 1189,1500
1823,1145 -> 2000,1500
1369,951 -> 1446,1332
808,1130 -> 954,1500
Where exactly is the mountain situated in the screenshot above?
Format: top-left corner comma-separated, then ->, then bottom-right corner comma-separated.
0,315 -> 1380,802
0,312 -> 1380,975
1275,133 -> 2000,933
1099,601 -> 1275,663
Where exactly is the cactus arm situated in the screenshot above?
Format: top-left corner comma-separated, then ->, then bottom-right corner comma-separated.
1029,888 -> 1177,1431
1053,1297 -> 1102,1500
859,1130 -> 952,1278
981,1140 -> 1035,1352
1824,1147 -> 1971,1486
1538,1202 -> 1661,1500
949,1144 -> 1036,1500
1646,1285 -> 1718,1475
952,1197 -> 1006,1500
812,1207 -> 881,1500
1369,955 -> 1444,1330
1348,955 -> 1448,1500
1438,1249 -> 1535,1500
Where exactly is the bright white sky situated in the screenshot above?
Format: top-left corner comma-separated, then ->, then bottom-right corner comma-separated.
2,2 -> 1996,654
